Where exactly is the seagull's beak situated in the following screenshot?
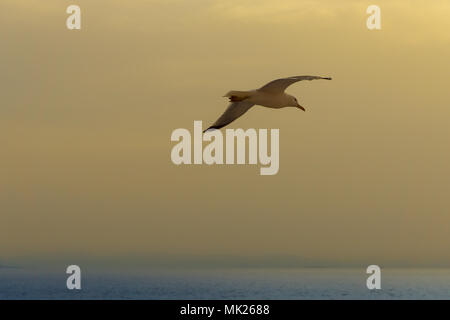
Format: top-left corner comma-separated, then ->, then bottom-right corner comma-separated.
296,104 -> 305,111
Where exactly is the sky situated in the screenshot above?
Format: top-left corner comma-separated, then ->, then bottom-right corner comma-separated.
1,0 -> 450,268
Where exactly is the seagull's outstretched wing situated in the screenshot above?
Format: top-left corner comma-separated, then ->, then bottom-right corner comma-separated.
204,101 -> 254,132
259,75 -> 332,94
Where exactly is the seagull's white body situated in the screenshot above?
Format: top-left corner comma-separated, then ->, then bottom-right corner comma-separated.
235,90 -> 292,109
205,75 -> 332,132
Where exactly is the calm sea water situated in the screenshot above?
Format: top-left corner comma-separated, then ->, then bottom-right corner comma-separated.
0,268 -> 449,299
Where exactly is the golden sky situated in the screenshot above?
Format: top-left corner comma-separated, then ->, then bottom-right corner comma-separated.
1,0 -> 450,267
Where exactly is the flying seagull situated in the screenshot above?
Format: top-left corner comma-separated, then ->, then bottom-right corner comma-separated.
204,75 -> 332,132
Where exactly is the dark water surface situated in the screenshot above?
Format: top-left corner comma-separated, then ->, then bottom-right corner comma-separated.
1,268 -> 449,299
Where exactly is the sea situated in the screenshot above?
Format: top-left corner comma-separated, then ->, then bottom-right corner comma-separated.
0,268 -> 449,300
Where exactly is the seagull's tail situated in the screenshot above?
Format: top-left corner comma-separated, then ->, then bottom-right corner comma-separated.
223,90 -> 251,102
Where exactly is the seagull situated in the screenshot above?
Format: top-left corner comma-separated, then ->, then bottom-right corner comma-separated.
204,75 -> 332,132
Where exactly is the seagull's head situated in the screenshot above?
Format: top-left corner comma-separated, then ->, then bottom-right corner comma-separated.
287,95 -> 305,111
